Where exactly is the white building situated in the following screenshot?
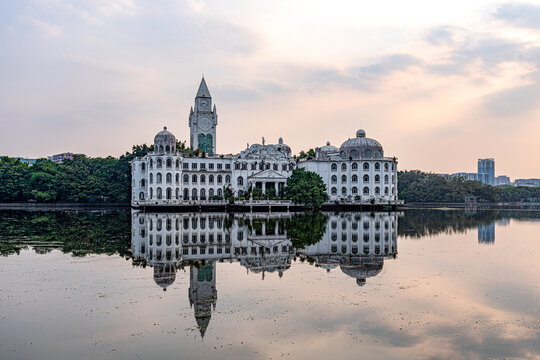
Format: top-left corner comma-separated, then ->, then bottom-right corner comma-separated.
131,78 -> 399,206
297,130 -> 398,203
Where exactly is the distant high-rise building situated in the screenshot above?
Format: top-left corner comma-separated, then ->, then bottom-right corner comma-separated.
452,172 -> 478,181
48,152 -> 76,163
478,222 -> 495,244
515,178 -> 540,187
495,175 -> 510,186
477,158 -> 495,186
12,157 -> 37,166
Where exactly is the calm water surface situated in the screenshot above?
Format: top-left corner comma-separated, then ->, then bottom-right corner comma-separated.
0,209 -> 539,360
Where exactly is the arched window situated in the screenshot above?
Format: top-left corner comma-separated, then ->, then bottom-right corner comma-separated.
352,162 -> 358,170
375,175 -> 380,183
176,159 -> 180,168
364,149 -> 372,158
375,187 -> 380,195
331,175 -> 337,183
165,145 -> 170,153
209,174 -> 214,183
157,158 -> 162,168
192,174 -> 197,183
166,158 -> 172,167
140,163 -> 146,172
237,176 -> 244,186
139,192 -> 145,200
183,174 -> 189,183
341,175 -> 347,183
331,163 -> 337,171
183,188 -> 189,199
341,163 -> 347,171
341,187 -> 347,195
352,174 -> 358,182
363,186 -> 369,195
156,173 -> 162,183
175,173 -> 179,183
384,163 -> 389,171
157,187 -> 163,199
166,188 -> 172,200
176,188 -> 180,199
363,174 -> 369,182
340,151 -> 346,159
150,159 -> 153,168
217,188 -> 223,197
349,149 -> 358,159
166,173 -> 172,183
209,188 -> 215,198
200,174 -> 206,183
141,179 -> 146,187
149,173 -> 153,184
217,175 -> 223,184
331,187 -> 337,195
192,188 -> 197,199
200,188 -> 206,199
225,175 -> 231,183
384,175 -> 389,183
385,187 -> 389,195
352,187 -> 358,194
149,188 -> 153,199
159,145 -> 164,153
363,162 -> 369,170
375,162 -> 380,170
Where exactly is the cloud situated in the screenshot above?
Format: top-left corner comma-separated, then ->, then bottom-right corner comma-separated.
424,25 -> 459,46
493,3 -> 540,29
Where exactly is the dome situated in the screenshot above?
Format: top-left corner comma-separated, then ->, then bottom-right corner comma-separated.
340,258 -> 384,285
153,264 -> 176,290
154,126 -> 176,154
339,130 -> 383,160
316,141 -> 339,159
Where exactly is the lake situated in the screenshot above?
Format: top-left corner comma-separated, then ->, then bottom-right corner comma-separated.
0,209 -> 539,359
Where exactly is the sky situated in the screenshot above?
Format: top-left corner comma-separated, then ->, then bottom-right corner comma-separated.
0,0 -> 539,179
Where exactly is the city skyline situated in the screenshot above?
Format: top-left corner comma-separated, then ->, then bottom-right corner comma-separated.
1,1 -> 540,178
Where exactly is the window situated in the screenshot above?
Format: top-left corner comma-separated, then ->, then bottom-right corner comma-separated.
176,188 -> 180,199
363,174 -> 369,182
217,188 -> 222,197
352,175 -> 358,182
282,164 -> 287,171
157,187 -> 163,199
149,188 -> 153,199
209,163 -> 214,170
352,162 -> 358,170
235,163 -> 240,170
175,173 -> 179,183
225,175 -> 231,183
192,188 -> 197,199
176,159 -> 180,168
191,163 -> 197,169
340,151 -> 346,159
251,163 -> 257,170
209,188 -> 215,197
385,187 -> 389,195
363,162 -> 369,170
364,149 -> 372,158
166,188 -> 172,199
225,164 -> 230,170
242,163 -> 247,170
183,174 -> 189,183
384,163 -> 389,171
217,175 -> 222,184
183,163 -> 188,169
352,187 -> 358,194
375,175 -> 380,183
166,158 -> 172,168
331,163 -> 337,171
200,174 -> 206,183
139,192 -> 144,200
331,187 -> 337,195
141,179 -> 146,187
375,186 -> 380,195
157,159 -> 162,168
192,174 -> 197,183
237,176 -> 244,186
156,173 -> 162,183
384,175 -> 389,183
209,174 -> 214,183
200,188 -> 206,199
183,188 -> 189,199
341,187 -> 347,195
375,162 -> 380,170
149,173 -> 153,184
331,175 -> 337,183
363,186 -> 369,195
341,163 -> 347,171
341,175 -> 347,183
140,163 -> 146,172
200,163 -> 206,169
166,173 -> 172,183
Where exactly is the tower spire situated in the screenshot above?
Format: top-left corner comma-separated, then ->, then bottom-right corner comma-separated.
196,76 -> 211,98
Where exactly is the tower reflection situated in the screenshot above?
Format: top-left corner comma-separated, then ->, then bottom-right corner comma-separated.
131,211 -> 399,336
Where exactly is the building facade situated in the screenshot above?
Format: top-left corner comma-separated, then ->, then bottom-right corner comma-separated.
131,78 -> 399,206
478,158 -> 495,185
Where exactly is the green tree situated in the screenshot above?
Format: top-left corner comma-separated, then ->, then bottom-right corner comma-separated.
283,168 -> 328,208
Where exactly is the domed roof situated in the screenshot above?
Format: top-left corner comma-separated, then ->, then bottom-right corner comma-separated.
154,126 -> 176,143
339,129 -> 383,159
153,264 -> 176,290
340,258 -> 384,286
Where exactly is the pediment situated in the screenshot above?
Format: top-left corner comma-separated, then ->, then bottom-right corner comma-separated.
248,169 -> 288,180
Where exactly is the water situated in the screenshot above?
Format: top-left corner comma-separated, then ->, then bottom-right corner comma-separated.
0,209 -> 539,359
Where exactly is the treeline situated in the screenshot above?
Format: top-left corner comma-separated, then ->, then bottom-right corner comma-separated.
0,145 -> 152,203
398,170 -> 540,203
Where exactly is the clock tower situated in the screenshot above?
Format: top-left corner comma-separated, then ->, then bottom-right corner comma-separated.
189,77 -> 218,155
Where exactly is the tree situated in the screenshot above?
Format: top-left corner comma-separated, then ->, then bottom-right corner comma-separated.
283,168 -> 328,208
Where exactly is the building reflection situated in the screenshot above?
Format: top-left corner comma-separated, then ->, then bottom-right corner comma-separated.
131,211 -> 399,336
478,222 -> 495,244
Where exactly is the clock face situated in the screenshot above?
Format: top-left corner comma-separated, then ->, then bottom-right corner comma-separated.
199,117 -> 212,131
200,99 -> 209,110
